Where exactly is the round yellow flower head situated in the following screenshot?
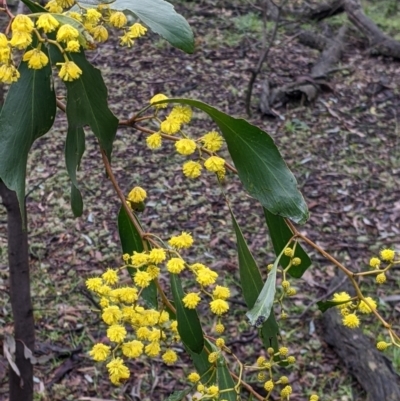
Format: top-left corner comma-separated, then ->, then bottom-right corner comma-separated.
149,248 -> 166,264
122,340 -> 144,358
204,156 -> 225,173
150,93 -> 168,108
102,268 -> 119,285
0,47 -> 9,64
0,33 -> 8,48
129,22 -> 147,38
208,352 -> 218,363
376,272 -> 387,284
22,49 -> 48,69
215,338 -> 225,348
287,355 -> 296,364
183,161 -> 202,179
264,380 -> 274,391
210,299 -> 229,315
202,131 -> 223,152
107,324 -> 127,343
281,385 -> 293,397
127,186 -> 146,203
131,251 -> 149,267
310,395 -> 319,401
85,8 -> 102,24
160,117 -> 181,134
280,376 -> 289,385
380,248 -> 395,262
215,323 -> 225,334
106,357 -> 130,384
134,270 -> 152,288
89,343 -> 110,361
169,105 -> 192,124
342,313 -> 359,328
67,11 -> 83,22
207,385 -> 219,396
292,257 -> 301,266
284,247 -> 294,257
145,341 -> 161,357
146,265 -> 160,279
119,31 -> 135,47
162,349 -> 178,365
196,267 -> 218,286
175,138 -> 197,155
281,280 -> 290,290
358,297 -> 377,314
286,287 -> 297,296
279,346 -> 289,357
182,292 -> 201,309
102,305 -> 122,325
12,14 -> 34,33
46,0 -> 63,13
187,372 -> 200,383
57,24 -> 79,42
58,61 -> 82,81
169,232 -> 194,249
57,0 -> 75,9
256,356 -> 266,366
110,11 -> 127,28
369,257 -> 380,269
65,40 -> 80,52
167,257 -> 185,274
146,132 -> 162,149
36,14 -> 60,33
92,25 -> 108,42
86,277 -> 103,291
10,31 -> 32,50
332,291 -> 351,309
212,285 -> 230,300
376,341 -> 391,351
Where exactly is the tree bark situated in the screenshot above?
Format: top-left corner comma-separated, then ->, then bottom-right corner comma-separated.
0,182 -> 34,401
344,0 -> 400,58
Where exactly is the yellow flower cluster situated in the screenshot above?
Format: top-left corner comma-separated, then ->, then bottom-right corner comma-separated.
86,265 -> 180,385
0,8 -> 148,85
146,94 -> 227,180
255,347 -> 296,400
368,248 -> 397,284
332,292 -> 377,329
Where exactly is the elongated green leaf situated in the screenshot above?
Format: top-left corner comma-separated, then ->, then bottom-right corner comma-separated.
216,355 -> 237,401
317,299 -> 351,313
65,126 -> 85,217
230,209 -> 279,351
117,207 -> 158,308
0,45 -> 56,217
170,274 -> 204,354
158,99 -> 308,224
164,388 -> 193,401
21,0 -> 46,12
186,340 -> 214,384
264,208 -> 311,278
246,257 -> 279,328
109,0 -> 194,53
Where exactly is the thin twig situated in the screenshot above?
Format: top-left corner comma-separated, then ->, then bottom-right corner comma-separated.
245,0 -> 288,115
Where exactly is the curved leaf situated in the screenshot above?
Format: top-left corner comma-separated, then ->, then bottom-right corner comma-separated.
216,355 -> 237,401
230,209 -> 279,351
264,208 -> 311,278
318,299 -> 351,313
170,274 -> 204,354
158,99 -> 308,224
118,207 -> 158,308
65,126 -> 85,217
109,0 -> 194,53
0,44 -> 56,217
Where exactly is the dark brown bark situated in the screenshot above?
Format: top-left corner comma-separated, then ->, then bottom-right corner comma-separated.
305,0 -> 345,21
344,0 -> 400,58
261,25 -> 346,112
0,182 -> 34,401
320,276 -> 400,401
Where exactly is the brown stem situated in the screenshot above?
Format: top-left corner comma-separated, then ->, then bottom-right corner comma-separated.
100,149 -> 145,240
